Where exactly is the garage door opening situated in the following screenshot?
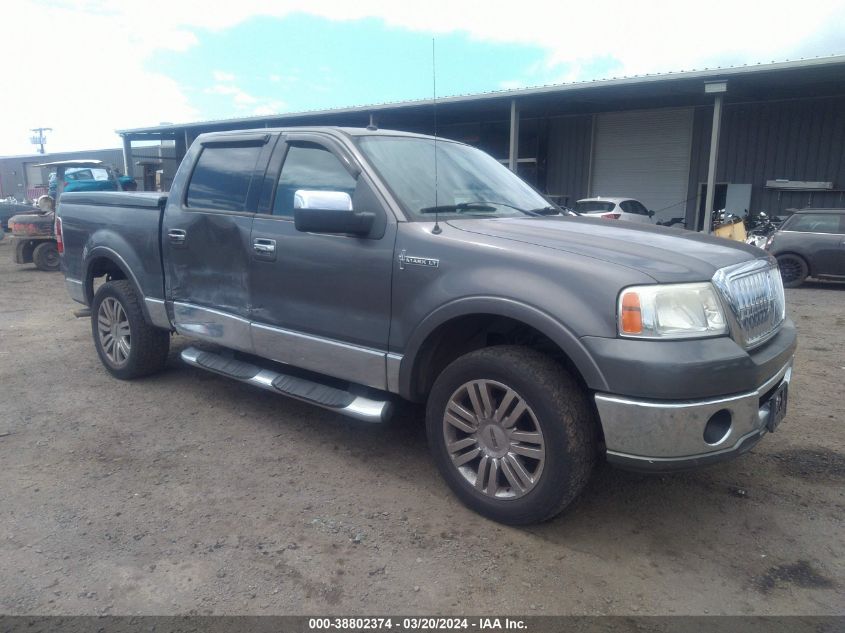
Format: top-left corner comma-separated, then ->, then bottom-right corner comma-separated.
590,108 -> 693,224
697,183 -> 727,230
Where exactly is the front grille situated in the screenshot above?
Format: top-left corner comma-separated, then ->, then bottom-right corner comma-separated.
713,260 -> 786,348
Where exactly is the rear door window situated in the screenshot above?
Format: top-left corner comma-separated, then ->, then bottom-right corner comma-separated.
575,201 -> 615,213
66,169 -> 94,180
186,144 -> 263,212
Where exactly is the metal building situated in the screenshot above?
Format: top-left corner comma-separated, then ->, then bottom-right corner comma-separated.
0,148 -> 124,201
118,55 -> 845,228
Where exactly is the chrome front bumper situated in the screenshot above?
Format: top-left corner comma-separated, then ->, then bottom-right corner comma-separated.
595,360 -> 793,471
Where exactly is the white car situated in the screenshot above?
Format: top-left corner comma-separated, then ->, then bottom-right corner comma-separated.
575,197 -> 655,224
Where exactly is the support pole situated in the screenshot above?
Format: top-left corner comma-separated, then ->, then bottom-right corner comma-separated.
174,131 -> 187,163
702,91 -> 724,233
122,135 -> 132,179
508,99 -> 520,173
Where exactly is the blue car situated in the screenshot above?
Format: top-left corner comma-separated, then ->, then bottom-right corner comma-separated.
43,160 -> 133,200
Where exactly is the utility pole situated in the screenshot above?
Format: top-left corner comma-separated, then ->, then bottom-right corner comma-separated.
30,127 -> 52,154
702,81 -> 727,233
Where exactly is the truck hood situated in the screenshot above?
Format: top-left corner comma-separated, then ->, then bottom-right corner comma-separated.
447,216 -> 764,283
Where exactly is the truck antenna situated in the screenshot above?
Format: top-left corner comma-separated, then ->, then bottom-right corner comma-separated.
431,38 -> 442,235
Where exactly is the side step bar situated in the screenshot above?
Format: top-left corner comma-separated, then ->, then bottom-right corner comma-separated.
180,346 -> 392,423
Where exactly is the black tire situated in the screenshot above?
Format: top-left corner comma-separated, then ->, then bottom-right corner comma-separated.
426,346 -> 597,525
32,241 -> 60,271
777,254 -> 809,288
91,280 -> 170,379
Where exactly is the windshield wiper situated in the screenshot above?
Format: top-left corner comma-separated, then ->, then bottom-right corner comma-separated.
525,205 -> 562,216
419,201 -> 545,217
419,202 -> 498,214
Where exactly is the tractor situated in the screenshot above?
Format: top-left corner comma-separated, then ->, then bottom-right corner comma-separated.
8,160 -> 131,271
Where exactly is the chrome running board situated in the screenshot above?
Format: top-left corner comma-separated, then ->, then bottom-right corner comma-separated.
180,346 -> 392,423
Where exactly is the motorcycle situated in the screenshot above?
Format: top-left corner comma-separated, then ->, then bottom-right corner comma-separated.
744,210 -> 779,249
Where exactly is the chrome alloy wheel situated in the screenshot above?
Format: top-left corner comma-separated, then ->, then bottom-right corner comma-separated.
442,379 -> 545,499
97,297 -> 131,366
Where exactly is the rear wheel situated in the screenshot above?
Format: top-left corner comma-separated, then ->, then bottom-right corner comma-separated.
32,241 -> 60,271
426,346 -> 596,525
91,280 -> 170,379
777,254 -> 808,288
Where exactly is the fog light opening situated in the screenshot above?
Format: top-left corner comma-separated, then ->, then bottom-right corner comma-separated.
703,409 -> 733,445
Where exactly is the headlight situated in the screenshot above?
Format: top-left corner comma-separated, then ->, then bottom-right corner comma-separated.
618,282 -> 727,339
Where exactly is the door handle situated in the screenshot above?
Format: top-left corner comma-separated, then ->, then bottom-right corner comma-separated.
253,238 -> 276,254
167,229 -> 186,245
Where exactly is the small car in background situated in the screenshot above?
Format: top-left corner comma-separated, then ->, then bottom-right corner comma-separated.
766,208 -> 845,287
575,197 -> 655,223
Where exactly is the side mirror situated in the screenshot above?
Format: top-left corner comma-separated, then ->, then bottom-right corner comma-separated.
294,190 -> 353,211
648,209 -> 655,217
293,190 -> 374,236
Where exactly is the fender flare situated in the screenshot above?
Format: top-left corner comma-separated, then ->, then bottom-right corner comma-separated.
82,246 -> 153,322
772,250 -> 813,276
397,296 -> 609,401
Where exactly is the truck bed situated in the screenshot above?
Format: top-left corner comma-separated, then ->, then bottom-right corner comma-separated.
58,191 -> 168,306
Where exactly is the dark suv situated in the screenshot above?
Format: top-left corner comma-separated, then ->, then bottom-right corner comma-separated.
767,209 -> 845,287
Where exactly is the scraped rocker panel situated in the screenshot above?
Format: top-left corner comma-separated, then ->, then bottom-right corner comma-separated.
171,302 -> 391,390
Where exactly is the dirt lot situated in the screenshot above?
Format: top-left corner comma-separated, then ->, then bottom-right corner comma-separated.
0,236 -> 843,616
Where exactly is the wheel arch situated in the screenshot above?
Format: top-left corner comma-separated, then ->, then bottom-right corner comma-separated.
775,250 -> 813,276
398,297 -> 608,402
83,247 -> 153,324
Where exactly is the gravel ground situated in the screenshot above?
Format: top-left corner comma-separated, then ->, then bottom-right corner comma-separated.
0,236 -> 843,616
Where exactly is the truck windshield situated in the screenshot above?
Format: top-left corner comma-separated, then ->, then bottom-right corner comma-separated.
65,167 -> 110,181
356,136 -> 552,220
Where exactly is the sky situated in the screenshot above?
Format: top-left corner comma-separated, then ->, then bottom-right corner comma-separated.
1,0 -> 844,156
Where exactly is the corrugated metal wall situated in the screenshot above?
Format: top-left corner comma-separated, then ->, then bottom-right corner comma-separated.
545,115 -> 592,207
686,95 -> 845,224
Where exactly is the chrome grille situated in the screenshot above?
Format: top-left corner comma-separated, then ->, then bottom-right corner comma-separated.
712,260 -> 786,348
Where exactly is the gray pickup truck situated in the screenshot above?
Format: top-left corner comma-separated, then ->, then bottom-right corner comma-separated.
57,127 -> 796,524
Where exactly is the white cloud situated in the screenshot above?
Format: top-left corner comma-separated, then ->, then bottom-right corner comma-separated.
121,0 -> 844,80
2,0 -> 843,155
0,1 -> 198,155
206,83 -> 287,113
253,101 -> 287,116
205,83 -> 259,108
235,92 -> 258,105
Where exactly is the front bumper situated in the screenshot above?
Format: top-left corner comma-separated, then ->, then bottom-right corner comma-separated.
595,360 -> 792,472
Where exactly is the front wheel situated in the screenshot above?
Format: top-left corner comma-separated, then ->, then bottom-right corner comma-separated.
91,280 -> 170,379
777,254 -> 808,288
426,346 -> 597,525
